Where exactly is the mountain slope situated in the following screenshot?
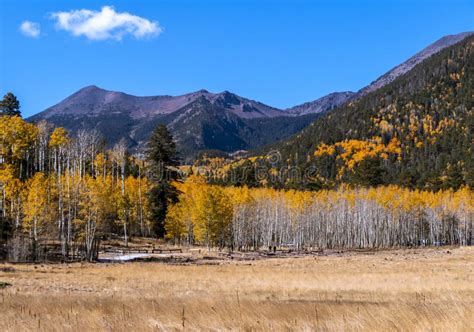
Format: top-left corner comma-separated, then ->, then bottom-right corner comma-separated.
266,34 -> 474,190
355,31 -> 473,98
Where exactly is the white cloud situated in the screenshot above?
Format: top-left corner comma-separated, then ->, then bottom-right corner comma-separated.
20,21 -> 41,38
50,6 -> 162,41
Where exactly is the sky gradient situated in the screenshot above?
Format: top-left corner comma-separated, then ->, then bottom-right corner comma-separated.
1,0 -> 473,118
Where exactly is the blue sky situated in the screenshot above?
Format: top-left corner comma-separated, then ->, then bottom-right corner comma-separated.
0,0 -> 473,118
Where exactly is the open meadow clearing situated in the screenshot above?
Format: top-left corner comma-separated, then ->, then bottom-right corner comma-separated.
0,247 -> 473,331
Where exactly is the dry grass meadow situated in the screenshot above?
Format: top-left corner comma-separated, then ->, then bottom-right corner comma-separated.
0,247 -> 473,331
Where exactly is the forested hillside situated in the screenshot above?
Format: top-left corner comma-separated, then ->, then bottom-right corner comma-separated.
153,97 -> 319,159
249,35 -> 474,190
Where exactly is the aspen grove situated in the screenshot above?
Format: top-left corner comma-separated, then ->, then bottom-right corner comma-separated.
0,116 -> 473,262
0,116 -> 152,261
166,175 -> 473,249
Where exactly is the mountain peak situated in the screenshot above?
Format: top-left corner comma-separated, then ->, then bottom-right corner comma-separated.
77,85 -> 106,93
191,89 -> 210,95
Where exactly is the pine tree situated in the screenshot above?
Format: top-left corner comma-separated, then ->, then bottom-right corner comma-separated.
146,124 -> 180,237
350,156 -> 386,186
0,93 -> 21,117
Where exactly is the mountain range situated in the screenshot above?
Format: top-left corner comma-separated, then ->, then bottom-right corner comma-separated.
28,31 -> 473,161
28,87 -> 322,161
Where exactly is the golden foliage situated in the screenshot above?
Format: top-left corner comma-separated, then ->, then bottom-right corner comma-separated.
167,176 -> 474,248
314,137 -> 401,178
49,127 -> 69,148
0,116 -> 37,162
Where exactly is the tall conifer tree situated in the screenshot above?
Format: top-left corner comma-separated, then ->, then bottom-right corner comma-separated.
146,124 -> 180,237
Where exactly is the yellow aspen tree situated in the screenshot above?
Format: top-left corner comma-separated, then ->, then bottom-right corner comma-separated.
0,116 -> 37,178
49,127 -> 70,256
76,175 -> 114,260
0,165 -> 23,227
165,201 -> 187,244
22,172 -> 50,258
192,185 -> 233,249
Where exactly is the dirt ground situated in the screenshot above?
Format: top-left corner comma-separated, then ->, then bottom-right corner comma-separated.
0,247 -> 473,331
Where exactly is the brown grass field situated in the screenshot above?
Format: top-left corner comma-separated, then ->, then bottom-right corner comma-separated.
0,247 -> 473,331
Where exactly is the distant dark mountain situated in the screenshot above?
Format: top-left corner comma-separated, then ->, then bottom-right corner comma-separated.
29,86 -> 319,161
34,86 -> 285,120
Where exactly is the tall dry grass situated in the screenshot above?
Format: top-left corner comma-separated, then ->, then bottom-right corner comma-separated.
0,247 -> 473,331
